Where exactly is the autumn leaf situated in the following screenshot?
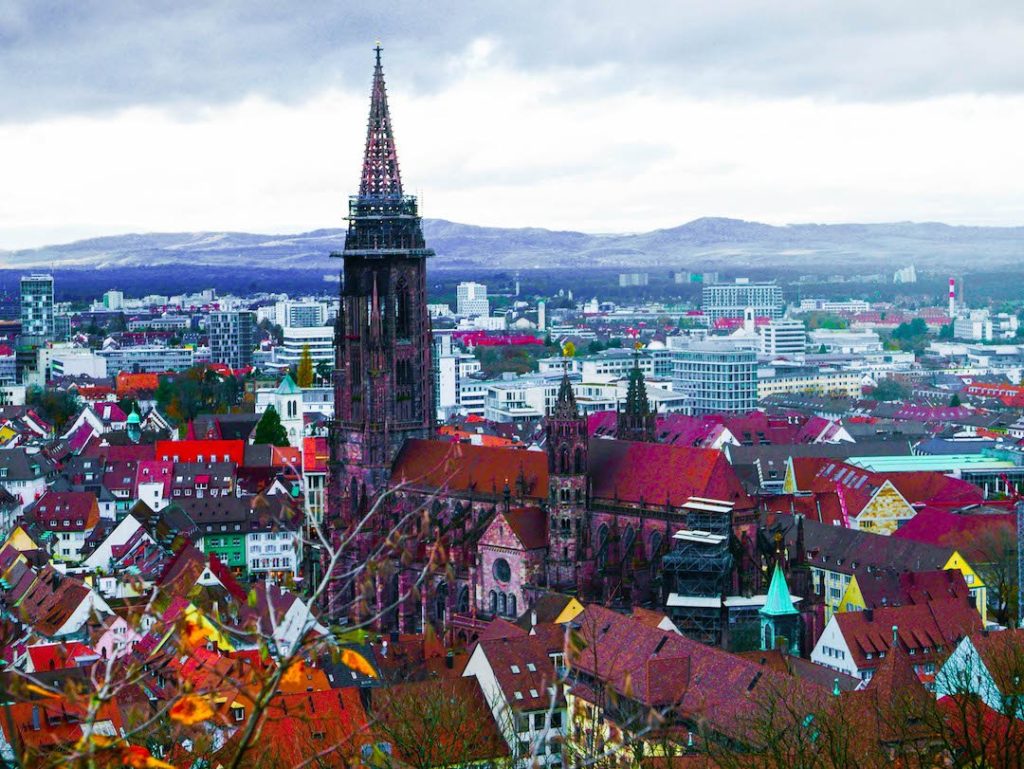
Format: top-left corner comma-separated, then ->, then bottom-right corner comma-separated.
23,683 -> 59,699
340,648 -> 377,678
182,620 -> 208,650
169,695 -> 215,726
281,659 -> 305,686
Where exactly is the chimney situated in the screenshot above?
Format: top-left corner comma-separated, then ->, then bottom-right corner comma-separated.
891,625 -> 899,645
389,630 -> 399,644
864,608 -> 874,622
445,651 -> 454,669
948,277 -> 956,319
530,609 -> 537,630
31,705 -> 40,731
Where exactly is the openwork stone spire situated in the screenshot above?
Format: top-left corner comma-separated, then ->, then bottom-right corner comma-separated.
359,45 -> 403,198
616,350 -> 656,442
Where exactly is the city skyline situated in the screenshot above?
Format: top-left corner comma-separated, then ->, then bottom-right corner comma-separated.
3,2 -> 1024,251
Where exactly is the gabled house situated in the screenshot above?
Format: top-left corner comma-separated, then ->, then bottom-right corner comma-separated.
463,625 -> 567,767
811,597 -> 982,685
0,448 -> 56,516
937,629 -> 1024,718
27,490 -> 100,563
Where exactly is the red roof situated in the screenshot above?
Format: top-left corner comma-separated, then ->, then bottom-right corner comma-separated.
832,599 -> 981,673
392,439 -> 548,499
154,438 -> 245,464
32,491 -> 99,531
498,507 -> 548,550
588,439 -> 753,509
474,631 -> 565,710
892,507 -> 1014,558
302,436 -> 328,473
27,642 -> 96,672
94,402 -> 128,423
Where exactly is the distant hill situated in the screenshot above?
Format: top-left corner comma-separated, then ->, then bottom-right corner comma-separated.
2,218 -> 1023,272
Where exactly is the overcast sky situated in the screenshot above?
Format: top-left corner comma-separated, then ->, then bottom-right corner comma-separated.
3,1 -> 1024,250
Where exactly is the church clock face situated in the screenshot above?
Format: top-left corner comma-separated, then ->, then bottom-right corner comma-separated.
492,557 -> 511,583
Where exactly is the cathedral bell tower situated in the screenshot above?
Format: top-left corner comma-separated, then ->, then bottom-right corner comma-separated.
331,46 -> 435,520
545,368 -> 588,590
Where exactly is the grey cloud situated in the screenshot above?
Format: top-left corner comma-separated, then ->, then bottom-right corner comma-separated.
2,0 -> 1024,122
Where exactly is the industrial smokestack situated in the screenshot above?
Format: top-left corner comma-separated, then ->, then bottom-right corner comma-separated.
949,278 -> 956,319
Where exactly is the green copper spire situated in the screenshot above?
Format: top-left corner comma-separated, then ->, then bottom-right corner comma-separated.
760,563 -> 799,617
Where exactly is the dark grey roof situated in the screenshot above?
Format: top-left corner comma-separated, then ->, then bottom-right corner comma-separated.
777,513 -> 954,576
0,448 -> 56,481
915,438 -> 997,456
724,439 -> 913,468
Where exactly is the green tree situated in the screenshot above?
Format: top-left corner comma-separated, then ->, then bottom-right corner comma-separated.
872,378 -> 910,402
296,345 -> 314,388
254,405 -> 289,446
949,393 -> 962,407
315,359 -> 333,384
25,386 -> 80,432
939,323 -> 954,340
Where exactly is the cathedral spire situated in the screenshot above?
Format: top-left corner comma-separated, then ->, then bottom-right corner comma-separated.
359,45 -> 403,198
552,365 -> 579,419
616,349 -> 656,442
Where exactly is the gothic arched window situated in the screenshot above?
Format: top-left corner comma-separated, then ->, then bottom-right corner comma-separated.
395,279 -> 411,338
560,448 -> 570,474
574,447 -> 584,474
457,585 -> 470,613
622,526 -> 636,561
497,592 -> 507,616
596,524 -> 609,568
649,532 -> 663,570
489,590 -> 497,614
508,594 -> 517,618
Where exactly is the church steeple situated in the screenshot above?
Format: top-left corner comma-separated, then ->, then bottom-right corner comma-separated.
360,45 -> 403,198
616,349 -> 657,442
545,363 -> 588,592
330,46 -> 435,530
553,366 -> 579,419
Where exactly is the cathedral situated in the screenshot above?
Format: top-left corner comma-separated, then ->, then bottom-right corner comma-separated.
324,48 -> 791,644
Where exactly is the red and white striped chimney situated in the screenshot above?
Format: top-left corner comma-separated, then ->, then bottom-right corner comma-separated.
948,277 -> 956,318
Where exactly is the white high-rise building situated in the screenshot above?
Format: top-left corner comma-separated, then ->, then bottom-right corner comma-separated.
20,274 -> 54,343
702,279 -> 783,323
759,319 -> 807,359
673,343 -> 758,415
456,282 -> 490,317
433,334 -> 483,420
102,290 -> 124,310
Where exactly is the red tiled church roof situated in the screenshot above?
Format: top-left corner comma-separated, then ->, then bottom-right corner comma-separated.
588,439 -> 753,509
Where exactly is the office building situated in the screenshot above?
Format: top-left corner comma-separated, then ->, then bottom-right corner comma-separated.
456,282 -> 489,317
102,290 -> 124,310
673,343 -> 757,415
275,325 -> 334,367
208,311 -> 257,369
618,272 -> 649,287
702,279 -> 783,323
756,366 -> 862,399
0,345 -> 15,385
759,319 -> 807,359
19,274 -> 54,343
97,346 -> 195,374
433,334 -> 483,420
